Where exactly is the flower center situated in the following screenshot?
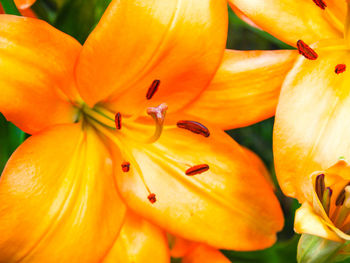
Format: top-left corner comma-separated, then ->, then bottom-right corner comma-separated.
315,173 -> 350,232
75,80 -> 211,204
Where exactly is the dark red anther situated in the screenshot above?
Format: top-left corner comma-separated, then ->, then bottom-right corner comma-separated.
148,193 -> 157,204
312,0 -> 327,9
297,40 -> 318,60
115,112 -> 122,130
185,164 -> 209,176
335,182 -> 350,206
146,80 -> 160,100
176,120 -> 210,137
315,173 -> 325,201
335,64 -> 346,74
121,161 -> 130,172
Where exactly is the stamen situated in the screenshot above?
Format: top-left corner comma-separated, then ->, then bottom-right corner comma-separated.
177,120 -> 210,137
335,64 -> 346,74
121,161 -> 130,172
312,0 -> 327,10
322,187 -> 332,215
334,186 -> 350,227
297,40 -> 318,60
336,183 -> 350,206
186,164 -> 210,176
146,103 -> 168,143
148,193 -> 157,204
146,80 -> 160,100
115,112 -> 122,130
315,173 -> 325,201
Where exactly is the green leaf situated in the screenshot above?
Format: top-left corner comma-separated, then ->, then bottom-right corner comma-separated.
53,0 -> 111,43
223,235 -> 300,263
0,114 -> 26,173
0,0 -> 21,15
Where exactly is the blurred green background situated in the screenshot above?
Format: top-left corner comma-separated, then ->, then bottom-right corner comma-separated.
0,1 -> 301,262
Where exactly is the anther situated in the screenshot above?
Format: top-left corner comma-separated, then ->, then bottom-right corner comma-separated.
335,64 -> 346,74
146,80 -> 160,100
185,164 -> 209,176
115,112 -> 122,129
121,161 -> 130,172
297,40 -> 318,60
312,0 -> 327,10
336,183 -> 350,206
148,193 -> 157,204
177,120 -> 210,137
315,173 -> 325,201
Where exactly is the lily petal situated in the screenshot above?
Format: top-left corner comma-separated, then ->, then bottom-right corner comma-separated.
0,15 -> 81,134
274,43 -> 350,200
115,117 -> 284,250
103,211 -> 170,263
295,203 -> 341,242
76,0 -> 228,114
14,0 -> 36,9
182,244 -> 230,263
242,147 -> 275,191
181,49 -> 297,129
0,124 -> 126,262
228,0 -> 342,46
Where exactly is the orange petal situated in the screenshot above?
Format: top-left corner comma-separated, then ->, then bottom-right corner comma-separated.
228,0 -> 342,47
274,41 -> 350,200
0,124 -> 126,262
0,15 -> 81,134
14,0 -> 36,9
76,0 -> 228,114
242,147 -> 275,191
115,117 -> 284,250
181,49 -> 297,130
294,203 -> 342,242
182,244 -> 230,263
103,211 -> 170,263
230,4 -> 261,30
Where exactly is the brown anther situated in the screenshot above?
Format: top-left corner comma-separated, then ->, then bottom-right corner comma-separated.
335,64 -> 346,74
297,40 -> 318,60
146,80 -> 160,100
185,164 -> 209,176
177,120 -> 210,137
315,173 -> 325,201
121,161 -> 130,172
336,183 -> 350,206
115,112 -> 122,130
148,193 -> 157,204
312,0 -> 327,9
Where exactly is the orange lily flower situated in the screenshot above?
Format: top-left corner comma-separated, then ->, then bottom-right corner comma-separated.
0,0 -> 293,260
228,0 -> 350,202
293,159 -> 350,242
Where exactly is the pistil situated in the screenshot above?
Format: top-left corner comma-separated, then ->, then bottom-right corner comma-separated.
146,103 -> 168,143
